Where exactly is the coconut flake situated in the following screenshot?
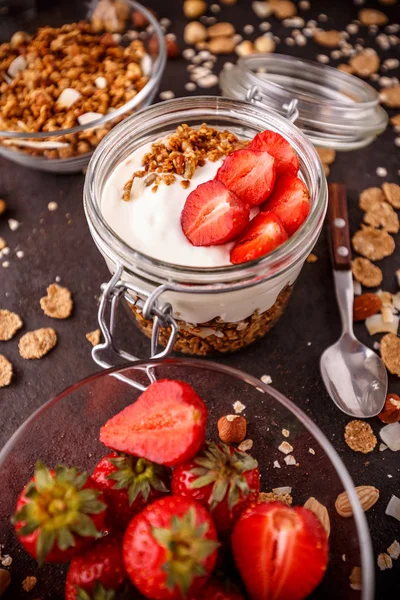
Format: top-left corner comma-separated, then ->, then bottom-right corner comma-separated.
77,112 -> 103,126
273,460 -> 281,468
95,76 -> 107,89
284,455 -> 297,465
141,54 -> 152,76
365,313 -> 399,335
382,306 -> 394,324
3,139 -> 69,149
57,88 -> 81,109
353,280 -> 362,295
8,55 -> 27,78
380,422 -> 400,451
278,441 -> 294,455
272,486 -> 292,494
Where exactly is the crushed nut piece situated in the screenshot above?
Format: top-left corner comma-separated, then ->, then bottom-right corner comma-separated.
352,257 -> 383,287
349,566 -> 362,591
19,328 -> 57,359
377,553 -> 392,570
258,491 -> 293,506
363,201 -> 399,233
86,328 -> 101,346
22,576 -> 37,592
380,334 -> 400,376
382,182 -> 400,209
352,226 -> 395,261
40,284 -> 73,319
344,420 -> 377,453
0,309 -> 23,341
0,355 -> 13,387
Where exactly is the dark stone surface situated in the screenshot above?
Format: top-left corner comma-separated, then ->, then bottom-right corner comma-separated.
0,0 -> 399,598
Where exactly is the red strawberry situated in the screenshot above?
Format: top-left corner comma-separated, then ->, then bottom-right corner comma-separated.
261,174 -> 310,236
230,211 -> 288,265
189,580 -> 245,599
65,533 -> 126,600
92,452 -> 170,530
171,441 -> 260,535
123,495 -> 219,600
232,502 -> 329,600
13,461 -> 107,564
249,130 -> 299,176
181,180 -> 250,246
216,148 -> 276,206
100,379 -> 208,467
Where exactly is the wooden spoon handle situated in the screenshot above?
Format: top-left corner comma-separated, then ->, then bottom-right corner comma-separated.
327,183 -> 351,271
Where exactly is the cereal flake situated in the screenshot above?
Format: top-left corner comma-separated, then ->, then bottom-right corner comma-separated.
344,420 -> 377,453
19,328 -> 57,360
363,201 -> 399,233
0,309 -> 23,341
380,333 -> 400,376
359,187 -> 385,211
0,355 -> 13,387
315,146 -> 336,164
86,328 -> 101,346
352,226 -> 395,261
382,182 -> 400,209
40,284 -> 73,319
352,257 -> 383,287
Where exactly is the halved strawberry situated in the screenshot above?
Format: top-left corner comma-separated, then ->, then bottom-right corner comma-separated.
181,180 -> 250,246
100,379 -> 208,467
230,211 -> 288,265
232,502 -> 329,600
216,148 -> 276,206
261,174 -> 310,236
249,130 -> 299,176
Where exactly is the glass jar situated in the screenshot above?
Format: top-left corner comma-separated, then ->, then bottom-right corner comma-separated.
84,96 -> 327,360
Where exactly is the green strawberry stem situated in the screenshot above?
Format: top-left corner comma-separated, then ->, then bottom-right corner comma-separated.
107,454 -> 169,505
76,582 -> 116,600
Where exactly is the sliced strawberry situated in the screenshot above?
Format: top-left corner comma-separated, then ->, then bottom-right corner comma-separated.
100,379 -> 208,467
181,180 -> 250,246
261,174 -> 310,236
230,211 -> 288,265
249,130 -> 299,176
216,148 -> 276,206
232,502 -> 329,600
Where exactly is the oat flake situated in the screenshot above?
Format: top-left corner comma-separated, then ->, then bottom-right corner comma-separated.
0,309 -> 23,341
19,328 -> 57,360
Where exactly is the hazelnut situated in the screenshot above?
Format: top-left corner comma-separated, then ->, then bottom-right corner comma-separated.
378,393 -> 400,424
10,31 -> 31,48
166,37 -> 180,59
218,415 -> 247,444
184,21 -> 208,45
235,40 -> 255,56
184,0 -> 207,19
0,199 -> 6,216
254,35 -> 276,53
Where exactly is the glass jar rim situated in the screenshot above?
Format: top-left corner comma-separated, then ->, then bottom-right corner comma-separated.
84,96 -> 328,289
0,0 -> 167,139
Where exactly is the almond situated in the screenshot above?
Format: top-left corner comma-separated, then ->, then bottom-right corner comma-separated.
335,485 -> 379,517
378,394 -> 400,424
303,497 -> 330,537
353,293 -> 382,321
218,415 -> 247,443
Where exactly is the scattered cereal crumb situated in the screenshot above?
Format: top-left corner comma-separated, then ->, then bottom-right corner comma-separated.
0,309 -> 23,341
309,447 -> 316,455
40,284 -> 73,319
8,218 -> 20,231
0,237 -> 6,251
19,328 -> 57,360
282,429 -> 290,438
159,90 -> 175,100
2,261 -> 9,268
387,540 -> 400,560
278,441 -> 293,454
238,439 -> 253,452
306,253 -> 318,263
351,257 -> 383,287
349,566 -> 362,591
344,420 -> 377,453
377,553 -> 392,570
261,374 -> 272,384
284,454 -> 297,465
379,443 -> 388,451
233,400 -> 246,414
273,460 -> 281,468
352,226 -> 395,261
16,250 -> 24,259
0,355 -> 13,387
48,201 -> 58,211
380,333 -> 400,376
382,182 -> 400,209
0,199 -> 6,215
22,576 -> 37,591
1,555 -> 12,567
86,328 -> 101,346
258,491 -> 293,506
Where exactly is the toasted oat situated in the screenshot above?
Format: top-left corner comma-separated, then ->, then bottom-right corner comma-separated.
377,553 -> 392,570
238,439 -> 253,452
0,237 -> 6,251
358,8 -> 388,26
0,199 -> 6,215
40,284 -> 73,319
352,226 -> 395,261
314,30 -> 342,48
86,328 -> 101,346
359,187 -> 386,211
0,309 -> 23,341
19,328 -> 57,360
0,355 -> 13,387
315,147 -> 336,165
306,253 -> 318,263
380,334 -> 400,376
22,576 -> 37,591
382,182 -> 400,209
363,201 -> 399,233
379,85 -> 400,108
349,49 -> 380,77
349,566 -> 362,591
390,114 -> 400,127
352,257 -> 383,287
387,540 -> 400,560
258,491 -> 293,506
344,420 -> 377,453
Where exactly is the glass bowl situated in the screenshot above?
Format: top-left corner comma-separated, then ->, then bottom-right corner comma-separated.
0,358 -> 373,599
0,0 -> 166,173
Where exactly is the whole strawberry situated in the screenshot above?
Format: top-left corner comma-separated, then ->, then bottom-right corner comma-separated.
123,495 -> 219,600
92,452 -> 170,530
13,461 -> 107,564
171,441 -> 260,535
65,532 -> 126,600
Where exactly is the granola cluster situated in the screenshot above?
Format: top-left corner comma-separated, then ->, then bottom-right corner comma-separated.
123,123 -> 249,199
0,22 -> 149,159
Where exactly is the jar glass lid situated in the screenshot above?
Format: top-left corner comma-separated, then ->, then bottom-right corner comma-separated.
220,54 -> 388,150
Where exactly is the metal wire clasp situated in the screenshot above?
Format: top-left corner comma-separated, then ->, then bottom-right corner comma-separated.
92,264 -> 178,377
246,85 -> 299,124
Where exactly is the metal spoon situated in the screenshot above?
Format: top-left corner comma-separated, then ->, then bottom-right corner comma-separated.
320,183 -> 387,418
